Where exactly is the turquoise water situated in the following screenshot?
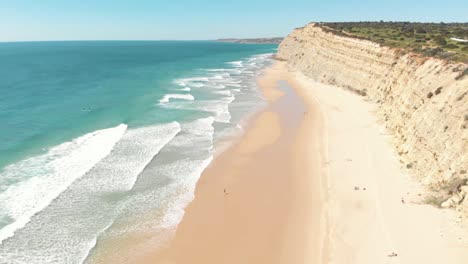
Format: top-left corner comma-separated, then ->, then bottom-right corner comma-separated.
0,41 -> 276,263
0,41 -> 275,168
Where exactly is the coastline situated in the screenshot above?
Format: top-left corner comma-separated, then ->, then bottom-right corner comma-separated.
135,58 -> 468,264
0,42 -> 279,263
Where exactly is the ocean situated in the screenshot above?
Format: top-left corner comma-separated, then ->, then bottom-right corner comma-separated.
0,41 -> 276,263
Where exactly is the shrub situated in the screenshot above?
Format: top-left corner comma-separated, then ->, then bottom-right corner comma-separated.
416,28 -> 427,34
437,51 -> 456,60
455,68 -> 468,80
434,36 -> 447,46
445,44 -> 459,49
318,22 -> 468,62
423,47 -> 443,56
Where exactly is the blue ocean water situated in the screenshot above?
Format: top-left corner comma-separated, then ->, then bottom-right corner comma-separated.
0,41 -> 276,263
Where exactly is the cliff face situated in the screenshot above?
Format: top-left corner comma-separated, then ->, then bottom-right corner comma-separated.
278,23 -> 468,207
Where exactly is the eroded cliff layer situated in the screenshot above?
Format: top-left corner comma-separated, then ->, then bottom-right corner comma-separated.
278,23 -> 468,207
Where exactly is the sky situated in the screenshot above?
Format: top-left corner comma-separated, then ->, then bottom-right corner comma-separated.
0,0 -> 467,41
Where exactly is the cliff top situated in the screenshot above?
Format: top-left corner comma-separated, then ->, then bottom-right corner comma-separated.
315,22 -> 468,63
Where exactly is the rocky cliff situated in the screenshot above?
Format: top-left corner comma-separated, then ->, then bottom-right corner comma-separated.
278,23 -> 468,209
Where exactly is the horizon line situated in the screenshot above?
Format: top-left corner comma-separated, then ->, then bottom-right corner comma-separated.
0,38 -> 285,44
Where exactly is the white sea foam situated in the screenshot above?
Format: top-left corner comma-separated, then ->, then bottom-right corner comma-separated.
188,83 -> 205,88
169,117 -> 214,148
175,77 -> 209,85
140,117 -> 215,228
185,77 -> 210,82
227,61 -> 243,67
212,73 -> 230,79
174,80 -> 187,86
206,68 -> 242,75
213,90 -> 232,96
162,70 -> 241,124
0,124 -> 128,245
208,84 -> 226,89
0,122 -> 181,263
80,118 -> 214,263
79,221 -> 114,264
159,94 -> 194,104
211,95 -> 235,123
160,97 -> 234,123
77,122 -> 182,192
159,156 -> 213,228
162,67 -> 247,123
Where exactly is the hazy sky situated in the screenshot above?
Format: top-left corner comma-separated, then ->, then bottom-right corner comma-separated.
1,0 -> 467,41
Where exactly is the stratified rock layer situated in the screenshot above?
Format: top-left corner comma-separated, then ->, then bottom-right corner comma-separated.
278,23 -> 468,205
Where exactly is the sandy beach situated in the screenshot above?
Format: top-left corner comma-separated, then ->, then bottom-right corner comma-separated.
293,71 -> 468,264
137,62 -> 325,264
136,61 -> 468,264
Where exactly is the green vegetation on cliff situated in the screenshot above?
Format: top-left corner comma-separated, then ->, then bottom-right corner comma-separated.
319,22 -> 468,63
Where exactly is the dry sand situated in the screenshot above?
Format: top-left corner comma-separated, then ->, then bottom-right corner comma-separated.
135,61 -> 468,264
293,70 -> 468,264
